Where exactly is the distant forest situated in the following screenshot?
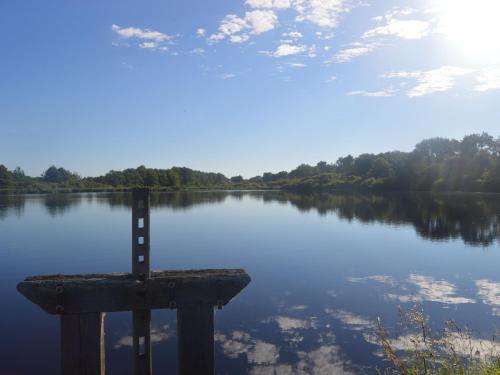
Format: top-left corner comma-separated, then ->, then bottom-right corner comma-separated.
2,132 -> 500,193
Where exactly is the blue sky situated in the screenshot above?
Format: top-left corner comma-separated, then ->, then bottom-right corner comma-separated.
1,0 -> 500,178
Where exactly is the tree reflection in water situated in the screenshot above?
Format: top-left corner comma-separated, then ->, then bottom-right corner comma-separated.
1,191 -> 499,245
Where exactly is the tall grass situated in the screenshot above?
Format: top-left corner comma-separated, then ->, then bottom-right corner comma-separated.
377,308 -> 500,374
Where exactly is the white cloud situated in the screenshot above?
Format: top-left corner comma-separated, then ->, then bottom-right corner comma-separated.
325,309 -> 375,331
215,331 -> 252,359
139,42 -> 159,49
348,89 -> 394,97
325,75 -> 337,82
408,274 -> 476,304
262,43 -> 308,57
295,345 -> 354,374
208,10 -> 278,43
272,316 -> 316,331
220,15 -> 248,35
218,326 -> 354,374
385,66 -> 475,97
347,275 -> 396,285
215,331 -> 280,365
249,345 -> 355,375
375,7 -> 417,20
282,31 -> 303,39
246,10 -> 279,34
349,273 -> 476,304
248,341 -> 280,365
190,47 -> 205,55
114,325 -> 173,349
363,8 -> 431,40
286,62 -> 307,68
384,293 -> 422,303
111,24 -> 170,42
363,19 -> 430,39
230,34 -> 251,43
475,67 -> 500,92
246,0 -> 291,9
476,279 -> 500,315
331,42 -> 379,63
220,73 -> 237,79
111,24 -> 174,51
196,28 -> 206,37
316,31 -> 335,40
293,0 -> 355,28
208,33 -> 226,42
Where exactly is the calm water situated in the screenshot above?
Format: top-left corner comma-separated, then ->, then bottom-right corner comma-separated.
1,191 -> 500,374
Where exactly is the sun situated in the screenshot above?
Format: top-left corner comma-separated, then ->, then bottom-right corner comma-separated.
435,0 -> 500,62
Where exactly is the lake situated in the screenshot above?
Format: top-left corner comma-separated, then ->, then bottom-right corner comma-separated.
1,191 -> 500,374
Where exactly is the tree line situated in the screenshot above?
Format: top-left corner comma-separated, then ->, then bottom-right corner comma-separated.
1,132 -> 500,193
262,132 -> 500,192
0,165 -> 246,193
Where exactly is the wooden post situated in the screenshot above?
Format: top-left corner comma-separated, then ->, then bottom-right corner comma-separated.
177,304 -> 214,375
132,188 -> 152,375
60,313 -> 106,375
132,188 -> 150,279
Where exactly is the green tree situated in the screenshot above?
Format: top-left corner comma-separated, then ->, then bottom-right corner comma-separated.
0,165 -> 13,189
230,175 -> 244,183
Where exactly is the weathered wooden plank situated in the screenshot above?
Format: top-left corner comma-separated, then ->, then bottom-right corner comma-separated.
60,312 -> 106,375
177,304 -> 214,375
17,269 -> 251,314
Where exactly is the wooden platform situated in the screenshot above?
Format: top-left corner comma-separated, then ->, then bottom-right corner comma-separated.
17,269 -> 251,314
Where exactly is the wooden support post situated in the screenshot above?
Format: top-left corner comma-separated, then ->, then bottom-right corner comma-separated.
60,313 -> 106,375
177,304 -> 214,375
132,188 -> 150,279
132,188 -> 152,375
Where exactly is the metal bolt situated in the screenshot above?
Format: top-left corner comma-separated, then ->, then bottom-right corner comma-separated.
55,285 -> 64,294
55,305 -> 64,313
169,301 -> 177,309
168,282 -> 175,289
217,300 -> 223,310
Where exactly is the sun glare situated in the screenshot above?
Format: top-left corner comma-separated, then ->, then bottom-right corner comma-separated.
436,0 -> 500,62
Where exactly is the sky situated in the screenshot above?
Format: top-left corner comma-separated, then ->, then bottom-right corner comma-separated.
1,0 -> 500,178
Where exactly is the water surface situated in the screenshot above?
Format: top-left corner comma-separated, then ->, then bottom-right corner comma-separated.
1,191 -> 500,374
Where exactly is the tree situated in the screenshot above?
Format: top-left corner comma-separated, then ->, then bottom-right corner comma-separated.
143,169 -> 159,187
13,167 -> 25,178
352,154 -> 375,177
0,165 -> 13,189
414,138 -> 457,161
43,166 -> 64,183
43,166 -> 79,183
289,164 -> 316,179
230,176 -> 244,183
370,157 -> 392,178
335,155 -> 354,175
